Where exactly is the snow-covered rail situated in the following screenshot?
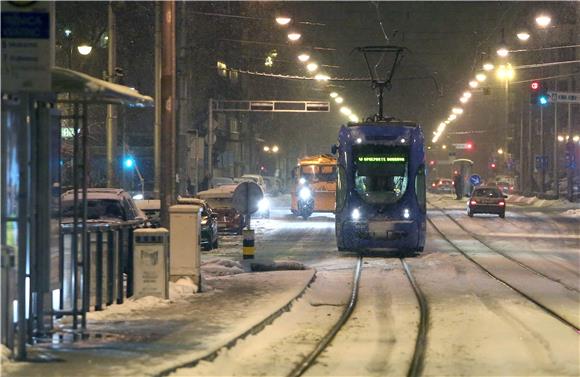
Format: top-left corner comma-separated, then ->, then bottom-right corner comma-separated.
429,202 -> 579,294
426,214 -> 580,333
287,256 -> 363,377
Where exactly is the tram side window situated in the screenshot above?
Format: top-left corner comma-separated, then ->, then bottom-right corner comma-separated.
415,165 -> 426,213
336,166 -> 347,212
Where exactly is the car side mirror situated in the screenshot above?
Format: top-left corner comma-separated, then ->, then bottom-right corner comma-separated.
331,144 -> 338,154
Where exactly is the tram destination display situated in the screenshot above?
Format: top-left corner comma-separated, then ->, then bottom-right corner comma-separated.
355,154 -> 407,175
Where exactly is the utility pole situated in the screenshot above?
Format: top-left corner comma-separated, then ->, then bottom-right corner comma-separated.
519,100 -> 524,191
154,1 -> 162,195
527,104 -> 533,193
540,106 -> 545,193
208,98 -> 213,178
106,1 -> 118,187
553,82 -> 559,198
160,0 -> 176,227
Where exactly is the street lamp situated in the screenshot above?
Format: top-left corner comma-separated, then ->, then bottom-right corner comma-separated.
335,96 -> 343,104
314,73 -> 330,81
276,16 -> 292,25
452,107 -> 463,115
263,146 -> 270,152
496,47 -> 509,58
272,145 -> 279,153
496,64 -> 514,81
340,107 -> 352,116
448,114 -> 457,121
298,53 -> 310,62
460,96 -> 469,104
306,62 -> 318,72
349,114 -> 359,122
469,80 -> 479,89
516,31 -> 530,41
483,63 -> 494,71
475,72 -> 487,82
330,92 -> 338,98
287,32 -> 301,42
77,44 -> 92,55
535,14 -> 551,28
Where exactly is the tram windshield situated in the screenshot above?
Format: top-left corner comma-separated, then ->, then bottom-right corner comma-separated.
300,164 -> 337,182
353,145 -> 409,204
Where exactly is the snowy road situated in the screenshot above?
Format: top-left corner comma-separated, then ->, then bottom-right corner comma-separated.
174,194 -> 579,376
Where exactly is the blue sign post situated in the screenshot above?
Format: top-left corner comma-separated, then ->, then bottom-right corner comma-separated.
469,174 -> 482,186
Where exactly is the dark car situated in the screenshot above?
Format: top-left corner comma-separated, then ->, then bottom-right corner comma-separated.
467,186 -> 507,218
177,197 -> 219,250
430,178 -> 454,194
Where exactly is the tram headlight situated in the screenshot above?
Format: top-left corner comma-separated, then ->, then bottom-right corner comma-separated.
351,208 -> 361,220
299,187 -> 311,200
299,177 -> 306,185
403,208 -> 411,219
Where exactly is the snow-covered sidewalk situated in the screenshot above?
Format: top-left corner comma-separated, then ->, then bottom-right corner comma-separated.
3,268 -> 315,377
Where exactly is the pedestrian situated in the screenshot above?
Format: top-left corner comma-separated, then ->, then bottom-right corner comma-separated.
200,174 -> 211,192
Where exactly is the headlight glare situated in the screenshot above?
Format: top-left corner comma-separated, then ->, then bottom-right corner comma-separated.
299,177 -> 306,185
403,208 -> 410,219
299,187 -> 311,200
258,198 -> 269,212
351,208 -> 361,220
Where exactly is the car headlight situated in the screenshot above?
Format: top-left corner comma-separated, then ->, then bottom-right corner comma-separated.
258,198 -> 269,212
299,177 -> 306,185
299,187 -> 311,200
351,208 -> 361,220
201,218 -> 208,225
403,208 -> 410,219
132,193 -> 144,200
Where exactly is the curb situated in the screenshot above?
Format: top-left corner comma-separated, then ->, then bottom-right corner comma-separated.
154,268 -> 317,377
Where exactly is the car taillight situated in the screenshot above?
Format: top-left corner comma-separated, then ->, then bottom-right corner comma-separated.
470,200 -> 477,205
499,201 -> 505,206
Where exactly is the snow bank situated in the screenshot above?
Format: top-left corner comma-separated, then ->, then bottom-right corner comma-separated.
1,344 -> 12,362
562,208 -> 580,217
202,258 -> 245,276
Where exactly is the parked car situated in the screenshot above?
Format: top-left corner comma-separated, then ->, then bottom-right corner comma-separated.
196,185 -> 245,234
134,199 -> 161,227
177,197 -> 219,250
61,188 -> 147,225
263,176 -> 282,196
467,186 -> 507,218
236,174 -> 267,193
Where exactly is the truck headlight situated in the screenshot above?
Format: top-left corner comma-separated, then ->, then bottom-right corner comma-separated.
258,198 -> 269,212
403,208 -> 410,219
351,208 -> 361,220
299,187 -> 311,200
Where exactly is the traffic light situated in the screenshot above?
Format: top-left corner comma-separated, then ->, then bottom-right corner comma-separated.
530,81 -> 549,106
124,156 -> 135,169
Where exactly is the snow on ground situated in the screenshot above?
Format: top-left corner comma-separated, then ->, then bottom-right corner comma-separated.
563,208 -> 580,217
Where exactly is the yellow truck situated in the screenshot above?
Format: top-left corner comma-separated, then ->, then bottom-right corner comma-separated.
291,154 -> 337,215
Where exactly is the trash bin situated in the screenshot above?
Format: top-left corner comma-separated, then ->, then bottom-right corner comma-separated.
133,228 -> 169,299
169,205 -> 201,290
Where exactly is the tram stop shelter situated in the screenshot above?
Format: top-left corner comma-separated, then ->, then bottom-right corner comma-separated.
1,67 -> 153,360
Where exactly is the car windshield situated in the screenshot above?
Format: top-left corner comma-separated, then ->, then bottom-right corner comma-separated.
473,188 -> 502,198
61,199 -> 125,220
353,145 -> 409,204
300,165 -> 336,183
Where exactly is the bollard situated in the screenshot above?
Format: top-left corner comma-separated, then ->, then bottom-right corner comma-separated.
242,229 -> 255,259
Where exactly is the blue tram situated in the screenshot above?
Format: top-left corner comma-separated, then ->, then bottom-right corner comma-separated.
333,121 -> 427,253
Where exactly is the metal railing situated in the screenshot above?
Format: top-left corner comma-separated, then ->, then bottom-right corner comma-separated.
55,220 -> 142,329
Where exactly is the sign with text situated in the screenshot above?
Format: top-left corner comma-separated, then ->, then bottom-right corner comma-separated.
1,2 -> 53,92
549,91 -> 580,104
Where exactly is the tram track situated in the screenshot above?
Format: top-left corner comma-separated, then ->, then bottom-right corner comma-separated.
290,256 -> 429,377
429,202 -> 580,294
426,215 -> 580,333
